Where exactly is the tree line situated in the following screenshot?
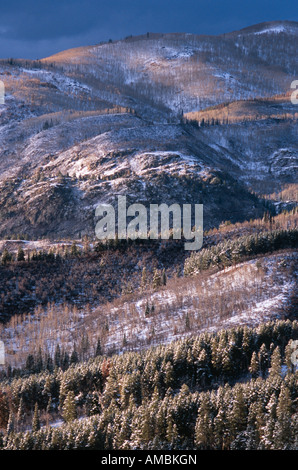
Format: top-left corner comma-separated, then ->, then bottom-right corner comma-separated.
184,228 -> 298,275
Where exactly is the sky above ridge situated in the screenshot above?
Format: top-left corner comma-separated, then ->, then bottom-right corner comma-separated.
0,0 -> 297,59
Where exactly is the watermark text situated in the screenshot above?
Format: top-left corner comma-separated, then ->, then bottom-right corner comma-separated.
95,196 -> 203,251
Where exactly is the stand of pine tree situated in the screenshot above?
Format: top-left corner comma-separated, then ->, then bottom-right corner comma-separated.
0,319 -> 297,450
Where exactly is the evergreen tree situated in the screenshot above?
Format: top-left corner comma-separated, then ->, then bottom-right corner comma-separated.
284,340 -> 295,374
32,403 -> 40,432
54,344 -> 61,369
269,346 -> 282,379
242,326 -> 254,368
154,402 -> 167,442
0,390 -> 9,429
61,350 -> 70,371
166,415 -> 179,448
59,377 -> 70,409
152,269 -> 161,289
102,367 -> 119,408
164,361 -> 174,389
6,412 -> 15,435
258,343 -> 269,378
213,389 -> 230,450
62,391 -> 77,423
45,353 -> 53,372
35,347 -> 43,373
70,242 -> 79,257
196,348 -> 210,388
113,407 -> 133,449
95,338 -> 102,357
210,336 -> 221,377
16,397 -> 25,431
46,396 -> 52,427
262,394 -> 277,449
230,386 -> 247,440
140,407 -> 154,444
25,354 -> 35,374
1,248 -> 12,265
17,247 -> 25,261
273,385 -> 292,449
248,400 -> 265,447
249,352 -> 260,378
70,346 -> 79,364
140,267 -> 147,290
195,393 -> 213,449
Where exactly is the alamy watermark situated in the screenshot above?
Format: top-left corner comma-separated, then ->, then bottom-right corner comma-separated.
0,80 -> 4,105
290,80 -> 298,105
95,196 -> 203,251
291,340 -> 298,367
0,341 -> 5,365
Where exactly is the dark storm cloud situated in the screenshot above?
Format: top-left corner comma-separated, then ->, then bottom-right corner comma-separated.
0,0 -> 104,40
0,0 -> 297,59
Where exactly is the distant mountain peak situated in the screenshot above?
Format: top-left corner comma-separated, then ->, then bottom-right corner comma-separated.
226,20 -> 298,36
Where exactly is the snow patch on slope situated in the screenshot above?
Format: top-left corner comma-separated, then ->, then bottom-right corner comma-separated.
254,25 -> 287,35
20,68 -> 91,95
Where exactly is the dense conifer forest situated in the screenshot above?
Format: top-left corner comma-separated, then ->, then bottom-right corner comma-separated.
0,319 -> 297,450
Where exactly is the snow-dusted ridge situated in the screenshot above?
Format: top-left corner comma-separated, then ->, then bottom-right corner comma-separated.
253,24 -> 297,35
0,20 -> 297,239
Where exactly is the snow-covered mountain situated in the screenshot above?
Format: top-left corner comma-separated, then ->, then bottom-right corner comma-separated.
0,21 -> 297,238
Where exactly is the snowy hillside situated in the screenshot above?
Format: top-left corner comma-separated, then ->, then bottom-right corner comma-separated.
42,21 -> 298,114
0,20 -> 297,238
1,249 -> 296,367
